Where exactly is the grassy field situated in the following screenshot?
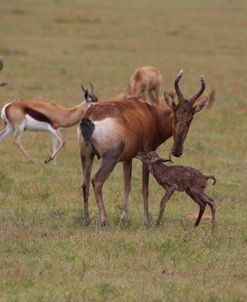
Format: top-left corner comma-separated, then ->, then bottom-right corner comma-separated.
0,0 -> 247,301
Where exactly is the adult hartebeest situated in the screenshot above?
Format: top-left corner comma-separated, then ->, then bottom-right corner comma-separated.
78,70 -> 208,226
0,84 -> 98,163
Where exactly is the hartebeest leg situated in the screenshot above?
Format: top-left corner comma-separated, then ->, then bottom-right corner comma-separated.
186,189 -> 206,227
92,143 -> 124,226
156,187 -> 175,225
45,127 -> 64,164
81,153 -> 94,223
121,160 -> 132,222
142,163 -> 150,224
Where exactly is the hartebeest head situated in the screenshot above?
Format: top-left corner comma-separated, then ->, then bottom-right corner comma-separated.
81,82 -> 98,103
164,70 -> 208,157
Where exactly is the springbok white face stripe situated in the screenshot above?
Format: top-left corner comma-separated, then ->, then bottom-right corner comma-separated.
25,115 -> 50,131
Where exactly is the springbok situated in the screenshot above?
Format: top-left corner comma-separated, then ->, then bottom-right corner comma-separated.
0,83 -> 98,163
78,70 -> 209,226
127,66 -> 162,105
0,57 -> 8,87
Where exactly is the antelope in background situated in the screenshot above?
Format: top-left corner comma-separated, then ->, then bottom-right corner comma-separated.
78,70 -> 209,226
114,66 -> 162,105
0,57 -> 8,87
0,83 -> 98,164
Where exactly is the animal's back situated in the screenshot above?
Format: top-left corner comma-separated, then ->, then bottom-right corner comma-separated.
81,100 -> 162,160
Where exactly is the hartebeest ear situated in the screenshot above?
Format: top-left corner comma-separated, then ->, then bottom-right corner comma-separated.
164,91 -> 176,110
193,96 -> 208,114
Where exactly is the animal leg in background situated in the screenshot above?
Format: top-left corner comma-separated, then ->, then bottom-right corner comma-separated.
44,126 -> 64,164
0,124 -> 14,142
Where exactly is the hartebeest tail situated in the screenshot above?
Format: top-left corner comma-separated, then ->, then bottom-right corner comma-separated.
78,70 -> 209,226
80,118 -> 95,145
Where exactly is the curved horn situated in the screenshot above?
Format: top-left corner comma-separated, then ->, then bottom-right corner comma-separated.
0,57 -> 3,71
174,70 -> 184,102
89,82 -> 94,92
189,75 -> 206,105
81,83 -> 86,93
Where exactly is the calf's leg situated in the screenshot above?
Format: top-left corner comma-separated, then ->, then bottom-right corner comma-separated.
186,189 -> 206,227
156,187 -> 175,225
199,192 -> 216,226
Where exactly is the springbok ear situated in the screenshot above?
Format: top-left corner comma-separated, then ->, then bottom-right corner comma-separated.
193,96 -> 208,114
164,91 -> 176,110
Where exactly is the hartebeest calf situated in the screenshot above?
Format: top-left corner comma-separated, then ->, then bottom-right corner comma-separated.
78,70 -> 208,226
135,151 -> 216,227
0,84 -> 97,163
127,66 -> 162,105
0,57 -> 8,87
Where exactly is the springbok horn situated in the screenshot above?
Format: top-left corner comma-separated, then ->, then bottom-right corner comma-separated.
174,70 -> 184,102
81,83 -> 86,93
189,75 -> 206,105
89,82 -> 94,93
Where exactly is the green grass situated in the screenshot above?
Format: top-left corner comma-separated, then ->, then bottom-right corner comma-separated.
0,0 -> 247,301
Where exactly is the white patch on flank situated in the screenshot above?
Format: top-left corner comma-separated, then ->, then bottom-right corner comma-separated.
24,114 -> 50,131
93,118 -> 118,140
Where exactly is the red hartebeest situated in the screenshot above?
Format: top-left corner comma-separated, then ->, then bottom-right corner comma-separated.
78,70 -> 208,226
0,84 -> 98,163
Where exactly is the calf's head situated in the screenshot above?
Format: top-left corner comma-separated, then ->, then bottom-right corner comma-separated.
135,151 -> 171,170
164,70 -> 208,157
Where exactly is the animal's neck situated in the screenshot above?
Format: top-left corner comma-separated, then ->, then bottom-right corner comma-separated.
61,102 -> 89,127
153,106 -> 174,147
150,163 -> 168,181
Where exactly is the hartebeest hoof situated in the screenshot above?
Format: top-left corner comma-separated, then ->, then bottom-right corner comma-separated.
101,219 -> 109,227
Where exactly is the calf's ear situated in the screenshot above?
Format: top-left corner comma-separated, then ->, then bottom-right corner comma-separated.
193,96 -> 208,114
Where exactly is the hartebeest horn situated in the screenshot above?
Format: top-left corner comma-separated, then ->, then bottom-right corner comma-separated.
81,83 -> 86,93
174,70 -> 184,102
189,75 -> 206,105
